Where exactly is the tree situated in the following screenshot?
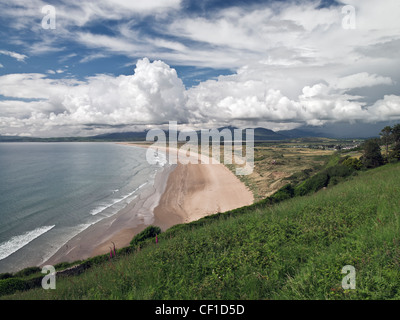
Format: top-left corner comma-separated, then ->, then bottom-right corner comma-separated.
379,126 -> 392,157
392,124 -> 400,145
389,142 -> 400,162
361,138 -> 384,168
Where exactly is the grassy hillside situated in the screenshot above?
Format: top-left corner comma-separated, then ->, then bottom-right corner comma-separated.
2,162 -> 400,300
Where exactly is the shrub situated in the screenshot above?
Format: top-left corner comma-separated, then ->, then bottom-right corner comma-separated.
389,143 -> 400,162
294,164 -> 354,196
54,261 -> 79,270
270,184 -> 295,203
24,276 -> 43,290
0,278 -> 27,296
326,164 -> 354,177
130,226 -> 162,246
13,266 -> 41,278
0,273 -> 13,280
84,254 -> 109,268
328,176 -> 340,187
342,157 -> 363,170
286,169 -> 315,184
294,172 -> 329,196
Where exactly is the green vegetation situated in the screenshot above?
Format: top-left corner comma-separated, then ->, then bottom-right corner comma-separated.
227,143 -> 335,201
361,139 -> 384,169
390,143 -> 400,163
2,162 -> 400,300
341,157 -> 363,171
130,226 -> 161,246
0,278 -> 28,296
378,124 -> 400,163
2,124 -> 400,300
380,126 -> 392,158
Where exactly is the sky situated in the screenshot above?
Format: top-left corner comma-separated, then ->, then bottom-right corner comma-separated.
0,0 -> 399,137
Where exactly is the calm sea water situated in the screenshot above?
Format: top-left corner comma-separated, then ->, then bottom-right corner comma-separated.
0,142 -> 165,273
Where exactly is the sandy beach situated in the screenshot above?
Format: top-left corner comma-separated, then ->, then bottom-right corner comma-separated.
43,143 -> 253,266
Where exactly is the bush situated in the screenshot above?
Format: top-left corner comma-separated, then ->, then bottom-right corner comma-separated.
0,273 -> 13,280
342,157 -> 363,170
326,164 -> 354,177
286,169 -> 315,184
389,143 -> 400,162
130,226 -> 161,246
294,164 -> 355,197
13,266 -> 41,278
294,172 -> 329,196
328,176 -> 341,187
270,184 -> 295,203
54,261 -> 79,270
0,278 -> 27,296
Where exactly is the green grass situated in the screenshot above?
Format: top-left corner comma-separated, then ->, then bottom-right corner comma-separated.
2,163 -> 400,300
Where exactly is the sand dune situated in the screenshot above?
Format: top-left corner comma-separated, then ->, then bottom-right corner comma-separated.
154,161 -> 254,230
142,143 -> 254,229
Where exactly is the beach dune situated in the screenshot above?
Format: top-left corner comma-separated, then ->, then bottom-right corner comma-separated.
154,162 -> 253,229
44,144 -> 253,265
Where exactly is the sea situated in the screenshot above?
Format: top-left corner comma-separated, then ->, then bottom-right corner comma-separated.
0,142 -> 166,274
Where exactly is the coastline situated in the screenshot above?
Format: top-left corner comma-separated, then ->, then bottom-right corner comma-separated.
43,143 -> 254,266
43,161 -> 174,266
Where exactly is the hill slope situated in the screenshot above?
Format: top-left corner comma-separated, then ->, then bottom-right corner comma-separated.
3,163 -> 400,300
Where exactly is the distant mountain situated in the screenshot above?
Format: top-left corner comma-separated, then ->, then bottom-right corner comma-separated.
91,131 -> 149,141
253,127 -> 287,140
0,129 -> 322,142
0,135 -> 23,142
211,126 -> 287,141
277,128 -> 324,138
0,124 -> 369,143
90,126 -> 288,142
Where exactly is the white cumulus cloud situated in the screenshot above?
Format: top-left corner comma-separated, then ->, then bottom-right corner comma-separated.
0,58 -> 188,136
0,0 -> 400,136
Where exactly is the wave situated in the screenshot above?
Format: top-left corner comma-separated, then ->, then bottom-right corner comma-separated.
90,182 -> 148,216
40,223 -> 95,265
0,225 -> 55,261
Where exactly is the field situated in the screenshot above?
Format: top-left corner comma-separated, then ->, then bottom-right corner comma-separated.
234,144 -> 332,200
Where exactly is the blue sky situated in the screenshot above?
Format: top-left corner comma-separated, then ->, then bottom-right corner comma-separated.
0,0 -> 399,137
1,0 -> 263,86
0,0 -> 340,86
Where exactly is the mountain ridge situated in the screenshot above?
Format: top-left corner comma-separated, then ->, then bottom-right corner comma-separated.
0,126 -> 338,142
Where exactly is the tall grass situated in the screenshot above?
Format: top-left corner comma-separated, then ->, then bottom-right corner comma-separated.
3,163 -> 400,300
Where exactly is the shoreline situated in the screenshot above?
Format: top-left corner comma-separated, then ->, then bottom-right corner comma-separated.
43,160 -> 174,266
43,143 -> 254,266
